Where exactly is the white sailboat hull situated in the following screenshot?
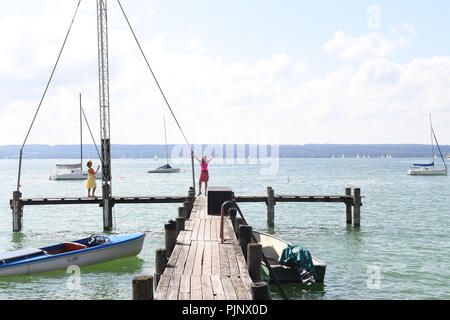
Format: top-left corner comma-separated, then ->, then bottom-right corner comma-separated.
49,171 -> 102,180
408,167 -> 447,176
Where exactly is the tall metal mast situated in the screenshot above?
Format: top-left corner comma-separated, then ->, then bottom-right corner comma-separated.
79,93 -> 83,166
97,0 -> 113,231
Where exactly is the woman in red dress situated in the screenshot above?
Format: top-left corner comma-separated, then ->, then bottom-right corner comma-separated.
192,153 -> 218,196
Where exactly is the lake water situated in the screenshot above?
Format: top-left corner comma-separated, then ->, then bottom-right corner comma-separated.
0,158 -> 448,300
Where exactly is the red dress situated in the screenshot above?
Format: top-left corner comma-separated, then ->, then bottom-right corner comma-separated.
199,162 -> 209,182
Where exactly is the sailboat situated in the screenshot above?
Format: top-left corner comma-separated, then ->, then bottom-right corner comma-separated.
148,116 -> 180,173
154,154 -> 158,160
408,115 -> 447,176
49,94 -> 101,180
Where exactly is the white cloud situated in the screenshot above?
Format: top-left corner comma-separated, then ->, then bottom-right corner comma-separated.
324,24 -> 416,60
1,5 -> 449,146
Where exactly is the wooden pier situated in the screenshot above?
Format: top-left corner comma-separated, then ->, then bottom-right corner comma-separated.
10,187 -> 362,232
154,195 -> 254,300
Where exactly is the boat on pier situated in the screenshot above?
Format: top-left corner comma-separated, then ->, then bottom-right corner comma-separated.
0,233 -> 145,277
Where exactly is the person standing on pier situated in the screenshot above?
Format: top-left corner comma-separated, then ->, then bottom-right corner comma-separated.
192,152 -> 218,196
86,160 -> 100,198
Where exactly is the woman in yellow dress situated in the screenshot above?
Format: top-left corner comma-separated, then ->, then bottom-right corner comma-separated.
86,160 -> 100,198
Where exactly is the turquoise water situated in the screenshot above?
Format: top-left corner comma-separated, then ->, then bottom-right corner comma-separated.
0,158 -> 448,300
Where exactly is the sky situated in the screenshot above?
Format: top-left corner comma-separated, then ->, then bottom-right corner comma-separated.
0,0 -> 449,146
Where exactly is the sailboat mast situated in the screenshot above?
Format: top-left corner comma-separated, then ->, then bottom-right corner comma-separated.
429,114 -> 435,163
163,115 -> 169,164
79,93 -> 83,166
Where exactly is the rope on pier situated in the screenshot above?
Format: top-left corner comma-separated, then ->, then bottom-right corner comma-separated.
116,0 -> 196,193
16,0 -> 83,191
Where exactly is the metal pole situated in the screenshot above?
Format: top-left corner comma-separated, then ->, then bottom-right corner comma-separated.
79,93 -> 83,166
97,0 -> 113,231
191,152 -> 196,195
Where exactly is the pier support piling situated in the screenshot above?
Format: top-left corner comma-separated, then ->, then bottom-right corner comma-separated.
176,216 -> 185,236
132,275 -> 154,300
353,188 -> 361,227
101,184 -> 113,231
164,220 -> 177,257
267,187 -> 275,227
247,243 -> 262,281
154,248 -> 167,288
251,281 -> 271,300
345,188 -> 352,225
238,225 -> 252,261
235,217 -> 245,238
12,191 -> 23,232
178,206 -> 186,219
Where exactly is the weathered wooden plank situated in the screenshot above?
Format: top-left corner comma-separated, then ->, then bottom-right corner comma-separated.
201,276 -> 214,300
198,219 -> 206,241
221,276 -> 237,300
210,275 -> 225,300
231,276 -> 251,300
211,242 -> 221,275
190,275 -> 202,300
204,219 -> 211,241
191,219 -> 200,241
202,241 -> 212,275
167,274 -> 181,300
192,241 -> 205,276
183,240 -> 198,276
226,243 -> 240,276
173,242 -> 190,275
178,293 -> 191,300
210,217 -> 217,241
179,275 -> 191,295
154,273 -> 171,300
219,243 -> 230,276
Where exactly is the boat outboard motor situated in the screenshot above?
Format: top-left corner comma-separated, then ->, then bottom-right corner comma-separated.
88,234 -> 97,246
294,266 -> 316,286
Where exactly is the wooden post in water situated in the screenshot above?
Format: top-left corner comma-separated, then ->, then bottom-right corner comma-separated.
178,206 -> 186,219
132,275 -> 154,300
267,187 -> 275,227
247,243 -> 262,281
154,248 -> 167,288
239,225 -> 252,261
345,188 -> 352,225
176,216 -> 185,235
164,220 -> 177,257
11,191 -> 23,232
251,281 -> 271,300
235,217 -> 245,238
185,196 -> 193,219
353,188 -> 361,227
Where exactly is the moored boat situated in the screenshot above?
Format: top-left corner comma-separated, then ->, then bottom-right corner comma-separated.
408,115 -> 447,176
148,115 -> 180,174
0,233 -> 145,277
253,231 -> 326,283
49,164 -> 102,180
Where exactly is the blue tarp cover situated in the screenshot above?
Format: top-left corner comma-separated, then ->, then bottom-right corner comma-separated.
278,245 -> 318,279
412,162 -> 434,167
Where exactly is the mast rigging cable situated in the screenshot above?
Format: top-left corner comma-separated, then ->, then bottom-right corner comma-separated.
16,0 -> 82,191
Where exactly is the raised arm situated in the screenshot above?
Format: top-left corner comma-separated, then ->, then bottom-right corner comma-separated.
207,154 -> 219,164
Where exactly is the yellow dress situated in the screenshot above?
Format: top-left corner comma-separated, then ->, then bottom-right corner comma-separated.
86,168 -> 96,189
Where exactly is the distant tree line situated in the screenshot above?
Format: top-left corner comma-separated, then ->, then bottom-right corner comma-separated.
0,144 -> 448,159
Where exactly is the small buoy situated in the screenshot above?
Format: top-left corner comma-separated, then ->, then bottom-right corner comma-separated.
19,185 -> 22,188
183,170 -> 186,173
120,176 -> 124,179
